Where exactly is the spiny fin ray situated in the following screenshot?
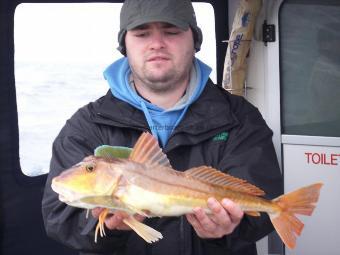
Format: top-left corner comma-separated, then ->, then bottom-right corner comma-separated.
129,132 -> 171,168
94,208 -> 110,243
184,166 -> 265,196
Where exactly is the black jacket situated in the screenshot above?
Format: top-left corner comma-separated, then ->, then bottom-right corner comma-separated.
42,80 -> 283,255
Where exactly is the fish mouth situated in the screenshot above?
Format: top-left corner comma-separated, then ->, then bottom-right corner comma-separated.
58,194 -> 97,209
52,182 -> 97,209
51,180 -> 85,203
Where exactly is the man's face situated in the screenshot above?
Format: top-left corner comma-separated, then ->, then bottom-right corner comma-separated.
125,22 -> 195,93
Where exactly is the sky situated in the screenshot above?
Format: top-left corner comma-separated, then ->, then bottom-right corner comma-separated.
14,3 -> 217,80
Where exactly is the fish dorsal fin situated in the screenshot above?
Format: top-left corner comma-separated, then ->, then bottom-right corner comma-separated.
185,166 -> 265,196
94,145 -> 132,159
129,132 -> 171,168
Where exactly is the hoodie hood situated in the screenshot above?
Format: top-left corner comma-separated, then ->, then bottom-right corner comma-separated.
104,57 -> 212,146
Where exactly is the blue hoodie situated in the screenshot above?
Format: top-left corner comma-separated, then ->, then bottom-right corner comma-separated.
104,57 -> 212,147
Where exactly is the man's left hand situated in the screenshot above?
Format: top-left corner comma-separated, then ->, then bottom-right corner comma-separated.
186,197 -> 244,239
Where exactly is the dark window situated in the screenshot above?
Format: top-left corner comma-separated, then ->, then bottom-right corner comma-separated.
280,0 -> 340,137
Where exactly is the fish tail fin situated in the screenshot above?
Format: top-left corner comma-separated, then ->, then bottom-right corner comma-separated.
269,210 -> 304,250
269,183 -> 323,249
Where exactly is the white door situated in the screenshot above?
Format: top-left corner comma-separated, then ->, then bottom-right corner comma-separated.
280,1 -> 340,254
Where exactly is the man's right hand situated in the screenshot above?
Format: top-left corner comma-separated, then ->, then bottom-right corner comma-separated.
92,208 -> 145,231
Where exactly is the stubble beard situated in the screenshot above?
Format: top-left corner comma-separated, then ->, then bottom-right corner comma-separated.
132,63 -> 190,94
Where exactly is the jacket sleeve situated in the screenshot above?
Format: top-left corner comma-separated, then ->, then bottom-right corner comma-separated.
41,108 -> 130,253
218,97 -> 283,244
197,96 -> 283,254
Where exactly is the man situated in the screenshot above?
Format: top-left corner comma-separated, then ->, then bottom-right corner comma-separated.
42,0 -> 283,254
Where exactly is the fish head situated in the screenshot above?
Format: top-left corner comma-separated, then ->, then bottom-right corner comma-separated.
51,155 -> 123,206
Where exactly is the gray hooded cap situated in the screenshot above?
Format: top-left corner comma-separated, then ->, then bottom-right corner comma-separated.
117,0 -> 203,55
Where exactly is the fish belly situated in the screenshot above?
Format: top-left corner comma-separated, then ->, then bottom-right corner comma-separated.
119,185 -> 207,217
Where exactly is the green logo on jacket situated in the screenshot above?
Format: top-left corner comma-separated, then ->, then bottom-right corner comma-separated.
212,132 -> 229,142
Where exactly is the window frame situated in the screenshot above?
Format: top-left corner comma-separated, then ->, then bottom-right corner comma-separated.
3,0 -> 228,181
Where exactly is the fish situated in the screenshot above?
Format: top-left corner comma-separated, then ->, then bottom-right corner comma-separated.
51,132 -> 323,249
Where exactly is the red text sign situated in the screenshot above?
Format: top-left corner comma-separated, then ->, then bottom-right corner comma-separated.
305,152 -> 340,166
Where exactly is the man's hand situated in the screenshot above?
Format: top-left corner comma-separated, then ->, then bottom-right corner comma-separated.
92,208 -> 145,231
186,198 -> 244,239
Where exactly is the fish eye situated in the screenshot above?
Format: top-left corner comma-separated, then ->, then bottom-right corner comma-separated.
85,164 -> 95,173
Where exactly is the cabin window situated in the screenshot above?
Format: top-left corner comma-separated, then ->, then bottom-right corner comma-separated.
280,0 -> 340,137
14,3 -> 216,176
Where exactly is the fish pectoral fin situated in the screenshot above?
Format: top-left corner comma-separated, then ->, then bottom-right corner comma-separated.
129,132 -> 171,168
94,145 -> 132,159
245,211 -> 261,217
123,216 -> 163,243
